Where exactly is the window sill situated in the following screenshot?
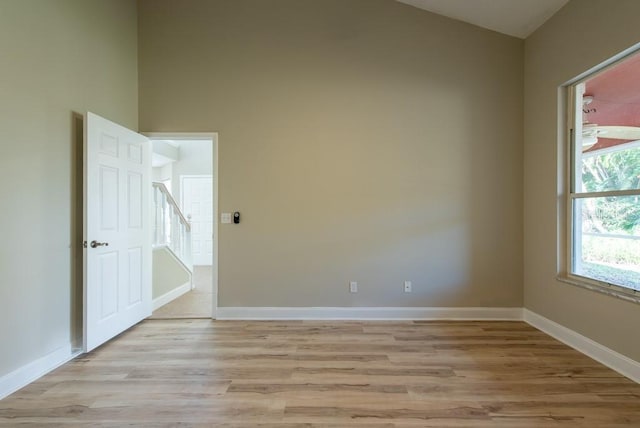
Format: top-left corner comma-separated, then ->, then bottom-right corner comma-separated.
556,274 -> 640,305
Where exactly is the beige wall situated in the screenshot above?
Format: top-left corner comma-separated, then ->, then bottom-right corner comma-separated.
524,0 -> 640,361
0,0 -> 138,377
138,0 -> 524,308
153,248 -> 191,299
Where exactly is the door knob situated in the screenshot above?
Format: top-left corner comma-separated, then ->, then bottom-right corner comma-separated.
90,240 -> 109,248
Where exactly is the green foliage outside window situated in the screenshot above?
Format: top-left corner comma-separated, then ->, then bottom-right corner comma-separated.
581,147 -> 640,234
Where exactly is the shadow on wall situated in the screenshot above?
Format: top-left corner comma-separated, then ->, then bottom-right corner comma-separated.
70,112 -> 83,351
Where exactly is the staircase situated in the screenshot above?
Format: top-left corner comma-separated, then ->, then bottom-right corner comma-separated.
152,182 -> 192,272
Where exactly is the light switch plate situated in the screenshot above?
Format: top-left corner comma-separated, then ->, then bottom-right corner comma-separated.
221,213 -> 232,224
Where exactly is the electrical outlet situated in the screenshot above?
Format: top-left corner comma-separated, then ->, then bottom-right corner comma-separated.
404,281 -> 412,293
349,281 -> 358,293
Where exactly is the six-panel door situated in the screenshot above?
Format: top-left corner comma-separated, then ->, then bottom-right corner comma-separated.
84,112 -> 151,352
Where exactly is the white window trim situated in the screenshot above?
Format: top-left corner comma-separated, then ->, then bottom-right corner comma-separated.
560,59 -> 640,305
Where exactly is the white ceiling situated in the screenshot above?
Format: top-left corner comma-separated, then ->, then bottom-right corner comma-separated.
396,0 -> 569,39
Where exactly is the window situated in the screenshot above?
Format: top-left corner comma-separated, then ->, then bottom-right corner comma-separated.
567,51 -> 640,300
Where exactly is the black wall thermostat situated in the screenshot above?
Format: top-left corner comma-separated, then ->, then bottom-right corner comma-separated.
233,212 -> 240,224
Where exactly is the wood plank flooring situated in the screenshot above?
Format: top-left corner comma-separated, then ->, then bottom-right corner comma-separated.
1,320 -> 639,426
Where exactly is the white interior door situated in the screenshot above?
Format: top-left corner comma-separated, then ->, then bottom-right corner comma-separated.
181,176 -> 213,266
84,112 -> 151,352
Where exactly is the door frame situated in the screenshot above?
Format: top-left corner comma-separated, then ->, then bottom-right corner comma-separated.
144,132 -> 219,319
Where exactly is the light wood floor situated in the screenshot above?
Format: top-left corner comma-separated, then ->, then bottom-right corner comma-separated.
1,320 -> 639,426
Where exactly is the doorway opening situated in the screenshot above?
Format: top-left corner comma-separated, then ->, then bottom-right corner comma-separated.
145,133 -> 218,319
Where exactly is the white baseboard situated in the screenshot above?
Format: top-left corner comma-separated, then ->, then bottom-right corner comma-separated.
0,344 -> 75,400
523,309 -> 640,383
153,281 -> 192,311
216,306 -> 523,320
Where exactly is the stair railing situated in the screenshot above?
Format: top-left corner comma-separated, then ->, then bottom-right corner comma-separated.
152,182 -> 192,271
